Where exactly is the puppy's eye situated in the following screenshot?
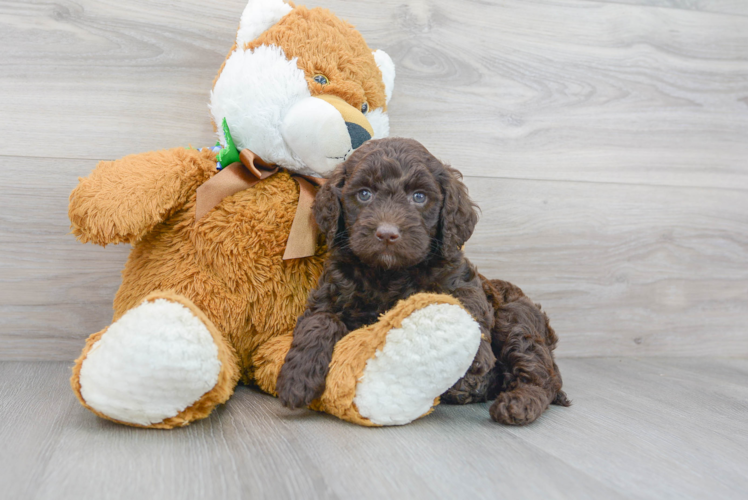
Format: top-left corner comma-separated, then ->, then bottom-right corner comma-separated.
357,189 -> 372,202
361,102 -> 369,114
313,74 -> 329,85
412,192 -> 427,204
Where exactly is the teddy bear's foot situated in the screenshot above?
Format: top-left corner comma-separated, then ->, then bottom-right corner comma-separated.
353,301 -> 481,425
71,292 -> 239,428
316,293 -> 481,426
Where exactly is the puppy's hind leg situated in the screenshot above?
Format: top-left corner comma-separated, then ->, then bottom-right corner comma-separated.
441,339 -> 496,404
489,297 -> 569,426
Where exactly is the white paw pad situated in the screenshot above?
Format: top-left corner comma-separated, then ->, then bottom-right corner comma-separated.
353,303 -> 482,425
79,299 -> 221,426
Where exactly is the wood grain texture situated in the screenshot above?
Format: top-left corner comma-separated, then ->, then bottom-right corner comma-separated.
384,0 -> 748,190
0,157 -> 129,360
463,175 -> 748,357
0,0 -> 747,360
2,156 -> 746,359
2,359 -> 747,500
1,0 -> 747,187
586,0 -> 748,16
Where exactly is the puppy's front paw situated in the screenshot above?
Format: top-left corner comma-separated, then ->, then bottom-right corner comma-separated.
468,339 -> 495,376
489,385 -> 548,425
441,371 -> 489,404
441,339 -> 495,404
276,369 -> 322,410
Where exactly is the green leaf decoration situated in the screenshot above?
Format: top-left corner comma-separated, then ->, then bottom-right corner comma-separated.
215,118 -> 240,167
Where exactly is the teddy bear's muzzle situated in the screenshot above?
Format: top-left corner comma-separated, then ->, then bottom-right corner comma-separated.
281,94 -> 374,175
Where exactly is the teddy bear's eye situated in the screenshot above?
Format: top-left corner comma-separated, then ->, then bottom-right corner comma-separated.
313,74 -> 329,85
361,102 -> 369,114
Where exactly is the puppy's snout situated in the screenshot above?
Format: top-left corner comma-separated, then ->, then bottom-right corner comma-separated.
375,223 -> 400,243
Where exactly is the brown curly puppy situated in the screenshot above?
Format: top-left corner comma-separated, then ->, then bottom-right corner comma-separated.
276,138 -> 569,424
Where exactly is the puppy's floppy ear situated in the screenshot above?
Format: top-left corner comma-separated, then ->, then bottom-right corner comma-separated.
439,165 -> 478,257
314,166 -> 346,247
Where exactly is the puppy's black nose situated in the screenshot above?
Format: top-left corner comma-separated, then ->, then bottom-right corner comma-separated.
375,223 -> 400,243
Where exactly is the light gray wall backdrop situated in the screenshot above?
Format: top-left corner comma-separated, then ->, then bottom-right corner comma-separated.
1,0 -> 747,360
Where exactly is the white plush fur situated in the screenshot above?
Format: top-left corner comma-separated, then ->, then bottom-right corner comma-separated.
79,299 -> 222,426
353,303 -> 482,426
281,97 -> 353,174
210,44 -> 311,172
369,49 -> 394,139
373,49 -> 395,104
236,0 -> 292,48
366,108 -> 390,139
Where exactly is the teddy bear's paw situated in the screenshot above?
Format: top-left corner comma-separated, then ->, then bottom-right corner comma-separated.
78,298 -> 222,426
353,302 -> 481,426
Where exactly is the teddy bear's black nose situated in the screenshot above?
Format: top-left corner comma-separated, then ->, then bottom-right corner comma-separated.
346,122 -> 372,150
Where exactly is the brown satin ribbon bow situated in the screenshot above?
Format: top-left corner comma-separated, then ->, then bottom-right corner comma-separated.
195,149 -> 326,260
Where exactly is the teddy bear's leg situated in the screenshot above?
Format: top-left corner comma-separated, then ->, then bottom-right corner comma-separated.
71,291 -> 240,429
251,331 -> 294,397
314,293 -> 482,426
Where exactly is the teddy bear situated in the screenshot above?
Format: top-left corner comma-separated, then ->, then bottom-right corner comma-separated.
68,0 -> 486,429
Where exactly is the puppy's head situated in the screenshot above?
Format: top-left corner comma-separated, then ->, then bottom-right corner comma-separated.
314,138 -> 478,269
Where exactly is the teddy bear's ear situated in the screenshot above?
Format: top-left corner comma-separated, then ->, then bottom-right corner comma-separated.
373,50 -> 395,105
235,0 -> 293,49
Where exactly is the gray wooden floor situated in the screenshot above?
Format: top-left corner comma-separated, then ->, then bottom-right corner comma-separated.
2,358 -> 747,500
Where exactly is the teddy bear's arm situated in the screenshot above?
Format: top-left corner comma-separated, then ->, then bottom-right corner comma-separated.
69,148 -> 214,246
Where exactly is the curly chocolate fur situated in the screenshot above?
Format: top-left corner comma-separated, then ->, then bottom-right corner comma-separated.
275,312 -> 348,409
480,278 -> 571,424
277,138 -> 568,425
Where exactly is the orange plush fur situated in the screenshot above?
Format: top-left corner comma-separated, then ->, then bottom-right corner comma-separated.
245,6 -> 388,112
70,150 -> 325,387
